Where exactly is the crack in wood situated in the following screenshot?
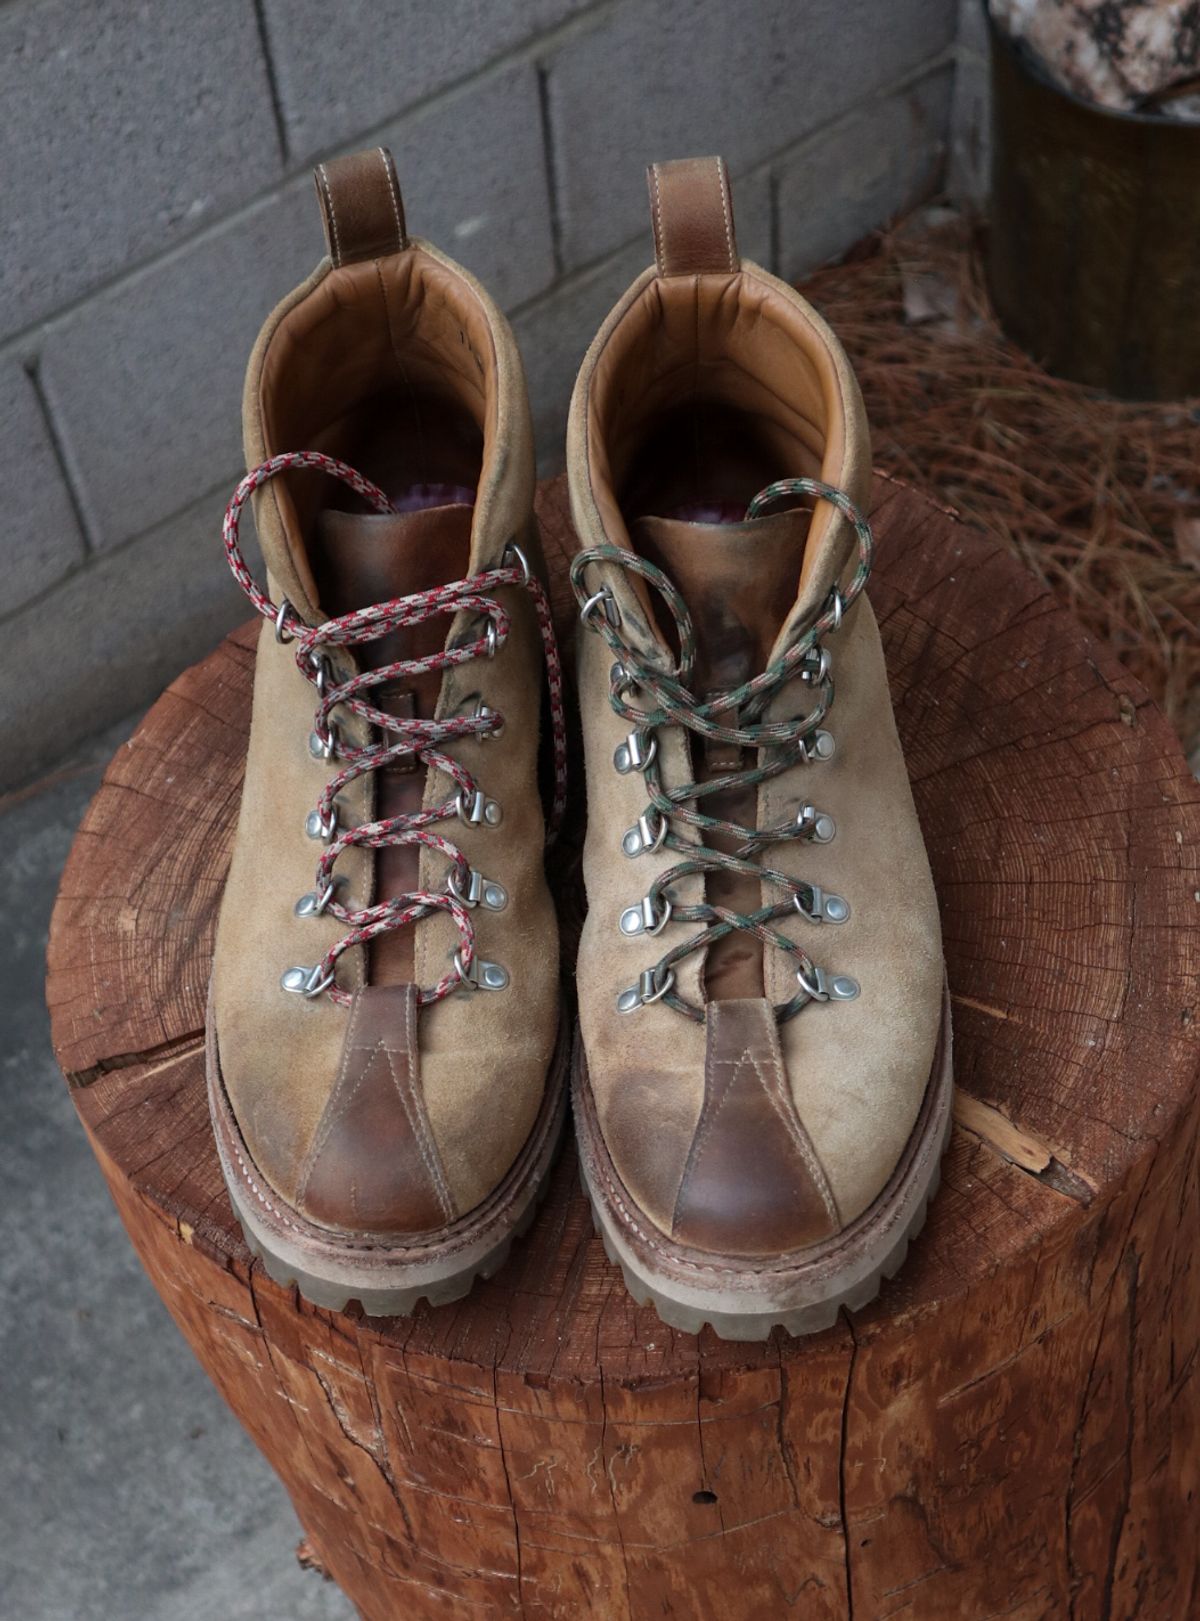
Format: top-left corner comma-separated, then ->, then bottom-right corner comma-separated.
65,1029 -> 205,1090
954,1090 -> 1097,1206
838,1318 -> 858,1621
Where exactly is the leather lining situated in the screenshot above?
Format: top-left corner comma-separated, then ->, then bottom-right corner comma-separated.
257,247 -> 498,619
584,267 -> 849,607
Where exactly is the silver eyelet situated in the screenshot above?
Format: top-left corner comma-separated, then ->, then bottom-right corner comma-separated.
295,881 -> 347,920
306,651 -> 332,697
309,721 -> 339,761
613,730 -> 657,775
275,598 -> 296,644
799,729 -> 836,763
456,787 -> 503,827
794,885 -> 849,924
621,811 -> 667,857
610,661 -> 638,702
827,587 -> 845,630
481,618 -> 499,659
448,866 -> 508,911
501,541 -> 532,585
796,964 -> 859,1001
797,804 -> 836,844
616,964 -> 675,1013
280,963 -> 334,997
473,698 -> 504,739
453,951 -> 510,991
800,646 -> 831,685
305,804 -> 340,842
294,878 -> 341,918
619,894 -> 673,937
580,584 -> 621,628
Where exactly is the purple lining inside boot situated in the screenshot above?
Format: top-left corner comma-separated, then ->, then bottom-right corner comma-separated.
392,482 -> 476,512
664,500 -> 748,525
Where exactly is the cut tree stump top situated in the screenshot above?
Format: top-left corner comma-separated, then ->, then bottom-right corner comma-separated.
46,474 -> 1200,1380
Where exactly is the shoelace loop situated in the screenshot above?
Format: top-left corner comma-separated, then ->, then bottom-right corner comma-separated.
224,450 -> 567,1007
570,476 -> 874,1023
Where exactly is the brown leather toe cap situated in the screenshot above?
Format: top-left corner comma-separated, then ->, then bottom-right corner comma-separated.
294,984 -> 455,1236
670,998 -> 841,1258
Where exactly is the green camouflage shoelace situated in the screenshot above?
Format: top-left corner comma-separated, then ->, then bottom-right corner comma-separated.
571,477 -> 875,1024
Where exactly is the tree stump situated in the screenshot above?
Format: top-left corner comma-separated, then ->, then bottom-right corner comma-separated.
46,475 -> 1200,1620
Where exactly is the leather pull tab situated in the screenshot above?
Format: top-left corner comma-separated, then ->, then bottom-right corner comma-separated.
647,155 -> 738,277
313,146 -> 407,267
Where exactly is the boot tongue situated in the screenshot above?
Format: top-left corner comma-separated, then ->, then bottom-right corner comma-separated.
313,503 -> 473,624
631,508 -> 807,691
312,502 -> 473,708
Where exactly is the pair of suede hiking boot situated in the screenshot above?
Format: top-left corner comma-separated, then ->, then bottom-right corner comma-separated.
207,148 -> 952,1341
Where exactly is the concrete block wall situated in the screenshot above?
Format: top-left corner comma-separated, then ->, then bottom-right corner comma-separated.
2,0 -> 960,790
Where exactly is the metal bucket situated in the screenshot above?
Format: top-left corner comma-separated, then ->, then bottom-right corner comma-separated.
986,4 -> 1200,400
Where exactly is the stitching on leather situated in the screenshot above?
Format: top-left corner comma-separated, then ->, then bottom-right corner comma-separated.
746,1044 -> 841,1228
297,1049 -> 375,1206
379,146 -> 404,250
681,1003 -> 839,1233
226,1130 -> 302,1231
651,164 -> 667,275
578,1002 -> 951,1279
586,1095 -> 923,1280
316,163 -> 342,266
383,1041 -> 449,1222
714,156 -> 736,271
229,1087 -> 558,1258
387,989 -> 455,1221
296,990 -> 367,1203
404,988 -> 449,1211
672,1001 -> 734,1227
300,1053 -> 373,1201
297,991 -> 452,1224
680,1060 -> 735,1172
737,1003 -> 839,1222
210,1012 -> 569,1257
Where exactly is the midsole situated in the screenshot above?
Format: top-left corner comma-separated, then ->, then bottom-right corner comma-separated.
575,983 -> 953,1315
206,992 -> 569,1291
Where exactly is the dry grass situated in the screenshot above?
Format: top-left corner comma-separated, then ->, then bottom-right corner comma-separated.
798,214 -> 1200,757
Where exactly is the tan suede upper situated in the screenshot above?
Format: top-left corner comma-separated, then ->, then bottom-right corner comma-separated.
568,167 -> 943,1247
212,168 -> 558,1234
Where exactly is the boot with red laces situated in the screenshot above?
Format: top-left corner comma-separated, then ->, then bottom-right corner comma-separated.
207,148 -> 568,1314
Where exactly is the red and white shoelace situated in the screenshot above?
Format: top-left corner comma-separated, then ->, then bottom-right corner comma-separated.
223,451 -> 568,1007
